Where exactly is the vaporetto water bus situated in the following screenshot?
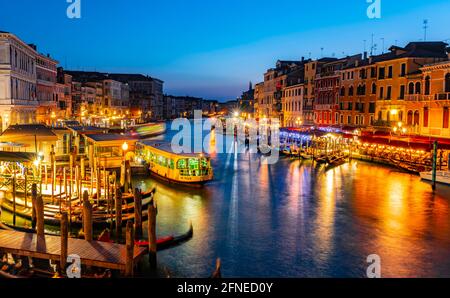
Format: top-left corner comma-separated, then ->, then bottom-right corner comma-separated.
135,140 -> 213,186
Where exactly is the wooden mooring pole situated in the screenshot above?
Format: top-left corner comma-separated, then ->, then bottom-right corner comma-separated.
133,188 -> 143,238
432,141 -> 438,191
60,212 -> 68,273
148,199 -> 157,269
31,183 -> 37,230
125,221 -> 134,277
83,191 -> 93,241
36,195 -> 45,238
115,187 -> 123,240
12,172 -> 16,226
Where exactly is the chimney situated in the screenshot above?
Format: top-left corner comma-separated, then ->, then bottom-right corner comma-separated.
301,56 -> 305,62
369,57 -> 373,64
364,51 -> 368,60
28,43 -> 37,51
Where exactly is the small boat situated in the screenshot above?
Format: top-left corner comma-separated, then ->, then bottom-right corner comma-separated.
130,122 -> 167,139
300,152 -> 313,160
390,159 -> 425,175
325,155 -> 347,170
314,155 -> 328,164
420,170 -> 450,185
0,201 -> 150,229
135,222 -> 194,250
98,222 -> 193,251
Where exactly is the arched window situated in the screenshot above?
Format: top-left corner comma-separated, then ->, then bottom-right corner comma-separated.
349,86 -> 354,96
445,73 -> 450,93
425,76 -> 431,95
408,82 -> 415,95
371,83 -> 377,95
340,87 -> 345,96
407,110 -> 413,125
415,82 -> 421,94
413,110 -> 420,126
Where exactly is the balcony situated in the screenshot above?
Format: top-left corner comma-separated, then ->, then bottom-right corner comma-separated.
436,93 -> 450,100
405,94 -> 434,101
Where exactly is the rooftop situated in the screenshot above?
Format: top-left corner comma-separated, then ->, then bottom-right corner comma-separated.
0,124 -> 57,138
85,133 -> 139,143
139,140 -> 206,158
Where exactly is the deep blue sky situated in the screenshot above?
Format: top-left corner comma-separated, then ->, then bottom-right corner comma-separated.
1,0 -> 449,101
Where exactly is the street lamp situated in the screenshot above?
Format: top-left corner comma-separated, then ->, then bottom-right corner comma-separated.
122,142 -> 129,152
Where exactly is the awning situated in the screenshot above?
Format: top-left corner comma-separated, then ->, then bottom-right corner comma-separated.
0,152 -> 37,163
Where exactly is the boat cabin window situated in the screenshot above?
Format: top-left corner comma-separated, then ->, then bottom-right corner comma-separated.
177,158 -> 211,177
189,159 -> 199,170
177,159 -> 187,169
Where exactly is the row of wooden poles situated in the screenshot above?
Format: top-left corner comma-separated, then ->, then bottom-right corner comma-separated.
29,182 -> 157,277
13,145 -> 133,228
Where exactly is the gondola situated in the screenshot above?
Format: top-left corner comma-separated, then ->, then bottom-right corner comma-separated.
135,222 -> 194,250
97,222 -> 194,251
314,155 -> 328,164
0,188 -> 156,228
325,155 -> 347,171
0,201 -> 150,229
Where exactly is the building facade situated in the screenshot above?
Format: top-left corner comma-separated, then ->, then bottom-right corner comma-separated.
282,83 -> 305,127
0,31 -> 38,130
372,42 -> 448,127
406,61 -> 450,138
35,52 -> 58,124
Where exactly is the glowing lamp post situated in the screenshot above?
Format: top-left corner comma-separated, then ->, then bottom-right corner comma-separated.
122,142 -> 129,160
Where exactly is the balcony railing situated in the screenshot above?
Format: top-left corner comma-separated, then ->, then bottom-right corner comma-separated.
405,94 -> 440,101
436,93 -> 450,100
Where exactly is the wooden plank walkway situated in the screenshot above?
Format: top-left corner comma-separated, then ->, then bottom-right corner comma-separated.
0,230 -> 147,270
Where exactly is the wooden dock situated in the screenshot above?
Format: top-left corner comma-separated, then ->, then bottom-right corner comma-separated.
0,230 -> 147,271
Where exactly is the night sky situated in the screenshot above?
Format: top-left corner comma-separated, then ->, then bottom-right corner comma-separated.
1,0 -> 449,101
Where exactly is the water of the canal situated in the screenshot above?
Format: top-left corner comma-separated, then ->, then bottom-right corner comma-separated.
133,123 -> 450,278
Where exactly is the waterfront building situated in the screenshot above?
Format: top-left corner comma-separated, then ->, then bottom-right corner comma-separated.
238,82 -> 255,119
102,79 -> 129,117
314,56 -> 360,126
218,100 -> 238,116
0,124 -> 58,162
0,31 -> 38,130
163,95 -> 217,119
67,71 -> 164,121
303,60 -> 324,125
338,53 -> 377,127
253,82 -> 264,119
84,133 -> 139,168
372,42 -> 448,127
71,81 -> 98,120
56,67 -> 73,120
405,60 -> 450,138
261,59 -> 310,123
35,51 -> 58,125
282,83 -> 305,127
108,74 -> 164,121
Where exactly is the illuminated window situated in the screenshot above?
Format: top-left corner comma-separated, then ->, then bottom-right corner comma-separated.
188,159 -> 199,170
177,159 -> 186,169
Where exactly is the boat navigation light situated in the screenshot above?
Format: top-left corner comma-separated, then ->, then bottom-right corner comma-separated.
122,142 -> 129,152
